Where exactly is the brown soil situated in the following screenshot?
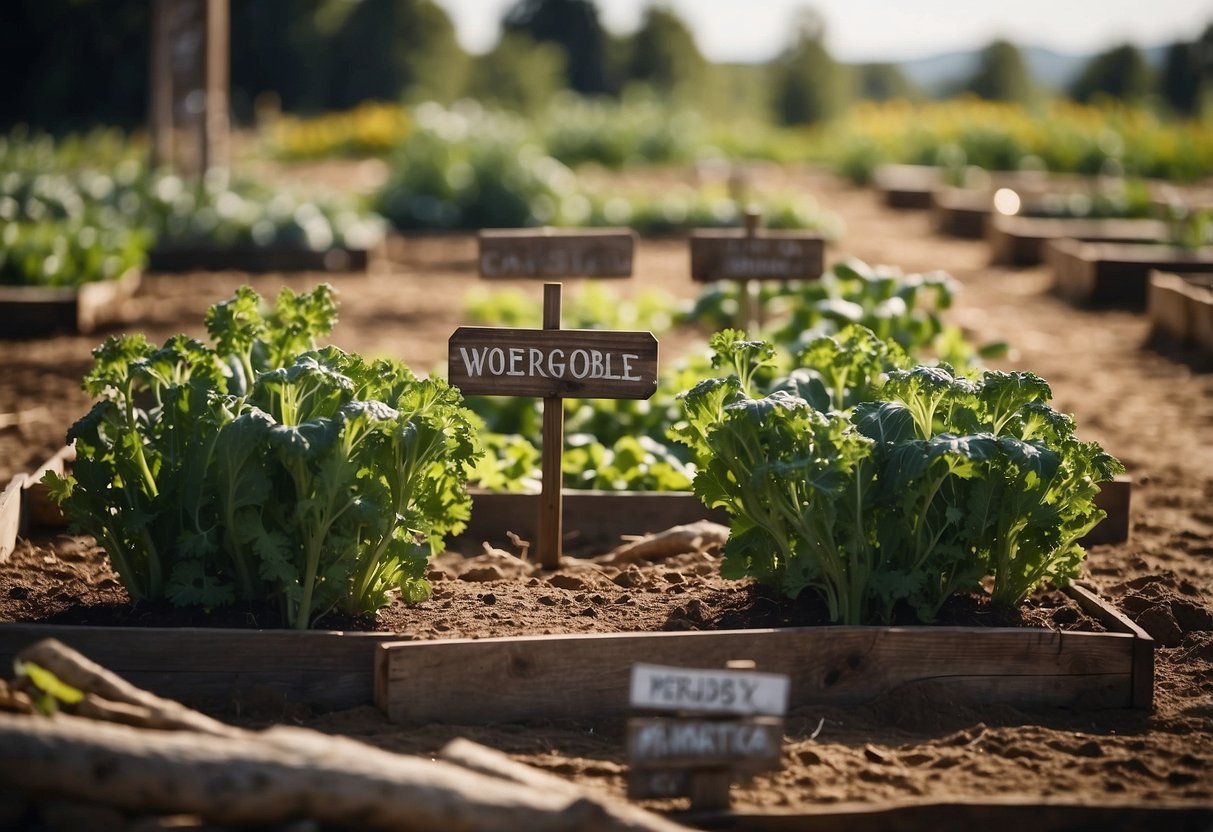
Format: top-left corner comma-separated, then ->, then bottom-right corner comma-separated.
2,165 -> 1213,824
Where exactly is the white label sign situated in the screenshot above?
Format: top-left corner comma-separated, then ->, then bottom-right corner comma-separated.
629,663 -> 790,717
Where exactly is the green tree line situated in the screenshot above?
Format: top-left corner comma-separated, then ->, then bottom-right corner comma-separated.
2,0 -> 1210,132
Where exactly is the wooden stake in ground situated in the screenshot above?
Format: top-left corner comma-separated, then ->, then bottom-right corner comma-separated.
454,228 -> 653,568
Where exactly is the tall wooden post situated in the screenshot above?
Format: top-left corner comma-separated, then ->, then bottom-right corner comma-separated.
538,284 -> 564,569
147,0 -> 229,176
202,0 -> 230,173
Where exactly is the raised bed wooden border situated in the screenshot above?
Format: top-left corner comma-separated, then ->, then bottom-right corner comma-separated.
0,269 -> 141,338
0,582 -> 1152,716
693,799 -> 1213,832
1046,239 -> 1213,309
146,244 -> 372,273
374,582 -> 1153,724
986,215 -> 1168,267
1149,270 -> 1213,354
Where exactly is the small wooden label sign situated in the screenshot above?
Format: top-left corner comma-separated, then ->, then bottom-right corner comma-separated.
448,326 -> 658,399
629,663 -> 790,717
479,229 -> 636,278
627,717 -> 784,771
689,231 -> 824,282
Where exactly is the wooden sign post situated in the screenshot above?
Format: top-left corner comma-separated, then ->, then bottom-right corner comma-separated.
627,660 -> 789,812
453,228 -> 650,569
689,208 -> 825,332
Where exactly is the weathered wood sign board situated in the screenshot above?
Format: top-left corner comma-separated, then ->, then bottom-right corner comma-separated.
462,232 -> 648,569
689,231 -> 825,282
629,663 -> 789,717
627,662 -> 790,810
478,229 -> 635,278
448,327 -> 657,399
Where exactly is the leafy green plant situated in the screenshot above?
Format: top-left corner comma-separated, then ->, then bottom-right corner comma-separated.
674,326 -> 1123,623
46,285 -> 478,629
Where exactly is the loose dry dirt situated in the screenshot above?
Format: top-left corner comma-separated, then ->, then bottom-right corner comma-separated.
2,164 -> 1212,826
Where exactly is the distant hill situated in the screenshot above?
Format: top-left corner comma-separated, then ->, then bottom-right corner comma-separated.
893,44 -> 1170,96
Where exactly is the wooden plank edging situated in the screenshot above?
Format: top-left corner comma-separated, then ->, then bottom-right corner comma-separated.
0,623 -> 400,710
0,269 -> 141,338
375,583 -> 1146,725
696,800 -> 1213,832
146,245 -> 371,273
0,587 -> 1147,716
0,474 -> 26,563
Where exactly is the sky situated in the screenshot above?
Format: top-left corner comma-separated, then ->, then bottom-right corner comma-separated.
431,0 -> 1213,63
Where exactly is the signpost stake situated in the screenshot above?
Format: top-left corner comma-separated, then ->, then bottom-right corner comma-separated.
740,206 -> 762,334
539,283 -> 564,569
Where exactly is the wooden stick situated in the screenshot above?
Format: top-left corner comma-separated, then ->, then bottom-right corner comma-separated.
539,282 -> 564,569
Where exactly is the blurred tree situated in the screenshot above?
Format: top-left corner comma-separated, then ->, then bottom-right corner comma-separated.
1159,25 -> 1213,117
853,62 -> 918,102
326,0 -> 467,108
1159,40 -> 1201,116
961,39 -> 1035,104
0,0 -> 149,130
467,33 -> 568,115
230,0 -> 335,117
771,8 -> 848,125
502,0 -> 611,94
1069,43 -> 1154,104
624,5 -> 707,98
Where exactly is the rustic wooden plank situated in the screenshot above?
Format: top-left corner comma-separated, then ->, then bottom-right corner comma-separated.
0,269 -> 140,338
448,326 -> 658,399
146,245 -> 370,273
0,624 -> 396,709
478,229 -> 635,278
1149,271 -> 1194,343
695,801 -> 1213,832
689,232 -> 825,282
0,475 -> 26,563
1178,273 -> 1213,355
872,165 -> 941,210
375,626 -> 1138,724
1063,582 -> 1155,710
1082,474 -> 1131,546
1049,239 -> 1213,308
21,444 -> 75,531
932,188 -> 991,239
987,215 -> 1167,266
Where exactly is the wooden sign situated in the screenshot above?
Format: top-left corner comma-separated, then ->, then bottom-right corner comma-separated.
626,661 -> 789,811
478,229 -> 635,278
689,231 -> 824,283
629,663 -> 789,717
448,327 -> 657,400
627,717 -> 784,771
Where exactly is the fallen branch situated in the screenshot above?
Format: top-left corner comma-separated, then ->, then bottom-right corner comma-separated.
598,521 -> 729,565
2,641 -> 693,832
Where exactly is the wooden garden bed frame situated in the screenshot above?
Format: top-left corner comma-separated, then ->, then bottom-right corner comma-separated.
987,215 -> 1168,266
872,165 -> 942,210
146,243 -> 372,273
0,269 -> 141,338
1148,270 -> 1213,355
1046,239 -> 1213,308
0,583 -> 1153,716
